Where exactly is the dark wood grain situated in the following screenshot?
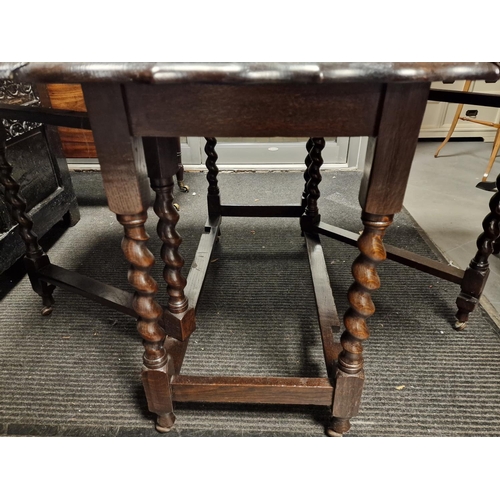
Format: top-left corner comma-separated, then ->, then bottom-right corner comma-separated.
3,62 -> 499,85
304,232 -> 341,377
124,83 -> 383,137
0,103 -> 91,130
36,264 -> 136,318
315,222 -> 465,284
220,205 -> 304,218
171,375 -> 334,405
329,212 -> 393,436
81,83 -> 151,215
0,126 -> 55,313
184,216 -> 221,311
455,176 -> 500,329
359,83 -> 431,215
117,211 -> 175,432
4,65 -> 494,436
204,137 -> 221,218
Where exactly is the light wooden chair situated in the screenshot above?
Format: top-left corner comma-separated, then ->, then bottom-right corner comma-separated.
434,80 -> 500,190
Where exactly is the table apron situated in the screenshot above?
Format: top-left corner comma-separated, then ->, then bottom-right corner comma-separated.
123,82 -> 385,138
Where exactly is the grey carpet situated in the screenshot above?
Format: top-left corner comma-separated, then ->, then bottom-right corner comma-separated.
1,170 -> 500,437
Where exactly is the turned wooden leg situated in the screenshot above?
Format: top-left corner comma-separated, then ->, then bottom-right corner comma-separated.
455,174 -> 500,330
0,128 -> 55,315
175,138 -> 189,193
301,138 -> 314,209
481,127 -> 500,183
118,212 -> 175,432
328,212 -> 393,436
434,80 -> 472,158
301,137 -> 325,232
205,137 -> 221,220
151,176 -> 188,314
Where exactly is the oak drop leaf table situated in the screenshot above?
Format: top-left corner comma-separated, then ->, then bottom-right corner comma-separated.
1,62 -> 500,436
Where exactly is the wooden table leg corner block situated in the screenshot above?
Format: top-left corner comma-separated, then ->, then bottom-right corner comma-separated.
163,307 -> 196,341
329,370 -> 365,437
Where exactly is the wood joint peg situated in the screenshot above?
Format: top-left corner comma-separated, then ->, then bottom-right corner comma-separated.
163,307 -> 196,341
332,369 -> 365,419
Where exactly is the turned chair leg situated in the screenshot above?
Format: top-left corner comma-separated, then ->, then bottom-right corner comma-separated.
175,138 -> 189,193
0,128 -> 55,315
481,127 -> 500,183
434,80 -> 472,158
455,172 -> 500,329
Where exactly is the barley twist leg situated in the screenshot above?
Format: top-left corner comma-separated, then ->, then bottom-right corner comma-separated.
0,127 -> 55,315
328,213 -> 393,436
455,173 -> 500,330
117,212 -> 175,432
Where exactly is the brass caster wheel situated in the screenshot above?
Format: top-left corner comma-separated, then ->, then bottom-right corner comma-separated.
454,320 -> 467,331
178,181 -> 189,193
41,306 -> 53,316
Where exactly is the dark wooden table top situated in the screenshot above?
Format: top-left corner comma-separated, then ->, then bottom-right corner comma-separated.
1,62 -> 499,84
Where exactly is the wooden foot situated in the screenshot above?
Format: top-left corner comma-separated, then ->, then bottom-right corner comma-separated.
332,212 -> 393,431
327,417 -> 351,437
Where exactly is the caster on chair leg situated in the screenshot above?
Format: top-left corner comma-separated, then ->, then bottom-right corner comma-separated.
177,181 -> 189,193
41,306 -> 53,316
454,320 -> 467,331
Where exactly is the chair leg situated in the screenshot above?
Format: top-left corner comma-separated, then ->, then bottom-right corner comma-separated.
455,173 -> 500,329
175,138 -> 189,193
481,127 -> 500,183
434,80 -> 472,158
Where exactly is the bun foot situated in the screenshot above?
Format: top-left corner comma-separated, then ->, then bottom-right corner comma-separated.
328,417 -> 351,437
156,412 -> 176,433
326,428 -> 344,437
